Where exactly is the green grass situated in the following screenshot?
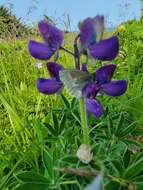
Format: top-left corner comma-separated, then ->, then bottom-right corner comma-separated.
0,21 -> 143,189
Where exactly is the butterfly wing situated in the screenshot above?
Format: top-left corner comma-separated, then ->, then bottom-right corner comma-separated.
60,69 -> 91,98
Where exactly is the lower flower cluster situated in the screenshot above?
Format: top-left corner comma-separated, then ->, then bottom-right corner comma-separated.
37,62 -> 127,118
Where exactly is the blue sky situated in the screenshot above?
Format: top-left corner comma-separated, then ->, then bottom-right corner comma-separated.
0,0 -> 141,30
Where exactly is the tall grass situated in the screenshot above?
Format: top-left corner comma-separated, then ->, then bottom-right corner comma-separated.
0,19 -> 143,189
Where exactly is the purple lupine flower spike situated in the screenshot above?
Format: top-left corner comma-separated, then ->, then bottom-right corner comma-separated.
89,36 -> 119,60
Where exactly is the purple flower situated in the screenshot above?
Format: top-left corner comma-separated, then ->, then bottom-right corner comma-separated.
79,17 -> 97,48
89,36 -> 119,61
28,21 -> 63,60
79,16 -> 104,48
37,62 -> 64,94
82,64 -> 127,117
79,16 -> 119,61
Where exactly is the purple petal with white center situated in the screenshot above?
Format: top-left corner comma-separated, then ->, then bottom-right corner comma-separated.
28,40 -> 52,60
82,83 -> 100,98
38,21 -> 63,51
79,18 -> 96,48
95,64 -> 117,84
86,98 -> 104,118
37,78 -> 63,94
47,62 -> 64,81
101,80 -> 127,96
89,36 -> 119,60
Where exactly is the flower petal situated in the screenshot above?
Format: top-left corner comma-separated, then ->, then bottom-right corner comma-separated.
94,15 -> 104,41
28,40 -> 52,60
82,83 -> 100,98
81,63 -> 89,73
86,98 -> 104,117
95,64 -> 117,84
37,78 -> 63,94
47,62 -> 64,81
89,36 -> 119,60
79,18 -> 96,48
101,80 -> 127,96
38,21 -> 63,51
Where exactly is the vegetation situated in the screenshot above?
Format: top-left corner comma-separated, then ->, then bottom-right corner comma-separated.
0,6 -> 30,39
0,12 -> 143,190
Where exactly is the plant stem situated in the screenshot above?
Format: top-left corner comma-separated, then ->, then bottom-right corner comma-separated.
73,34 -> 89,144
74,34 -> 80,69
79,97 -> 90,144
60,46 -> 75,56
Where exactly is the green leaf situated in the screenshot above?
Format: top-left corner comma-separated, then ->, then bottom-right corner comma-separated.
136,183 -> 143,190
107,116 -> 112,137
59,113 -> 66,134
60,94 -> 70,109
133,152 -> 143,163
43,148 -> 53,179
15,183 -> 48,190
52,112 -> 59,135
106,181 -> 120,190
119,121 -> 138,138
62,155 -> 78,164
34,120 -> 45,144
123,139 -> 142,149
15,171 -> 49,183
45,123 -> 57,137
111,159 -> 124,174
70,97 -> 77,109
123,149 -> 131,168
123,158 -> 143,179
115,112 -> 124,136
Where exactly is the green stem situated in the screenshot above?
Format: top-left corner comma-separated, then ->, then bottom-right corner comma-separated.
79,97 -> 90,144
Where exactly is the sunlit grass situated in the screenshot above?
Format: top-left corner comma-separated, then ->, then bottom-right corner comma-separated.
0,20 -> 143,189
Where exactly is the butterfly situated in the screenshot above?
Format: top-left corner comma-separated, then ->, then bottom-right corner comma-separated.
59,69 -> 92,98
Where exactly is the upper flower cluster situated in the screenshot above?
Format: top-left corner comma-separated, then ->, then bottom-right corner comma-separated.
28,16 -> 127,118
29,16 -> 119,62
79,16 -> 119,61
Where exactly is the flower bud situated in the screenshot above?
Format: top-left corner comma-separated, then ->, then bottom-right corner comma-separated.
76,144 -> 93,164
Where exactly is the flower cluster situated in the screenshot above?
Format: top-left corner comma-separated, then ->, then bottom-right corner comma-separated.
79,16 -> 119,60
82,64 -> 127,117
28,16 -> 127,118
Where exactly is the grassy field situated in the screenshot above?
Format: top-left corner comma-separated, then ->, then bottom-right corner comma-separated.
0,19 -> 143,190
